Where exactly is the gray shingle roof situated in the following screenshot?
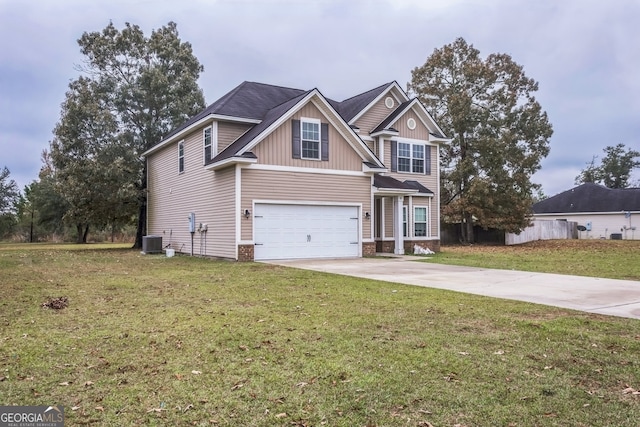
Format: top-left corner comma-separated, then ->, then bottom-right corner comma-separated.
373,175 -> 433,194
161,82 -> 306,143
533,183 -> 640,213
209,90 -> 312,164
336,82 -> 393,122
153,81 -> 401,164
403,180 -> 434,194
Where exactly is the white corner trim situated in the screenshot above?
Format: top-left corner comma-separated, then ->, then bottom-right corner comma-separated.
235,164 -> 242,260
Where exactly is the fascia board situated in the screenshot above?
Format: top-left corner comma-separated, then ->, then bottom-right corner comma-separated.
374,187 -> 420,196
205,156 -> 257,171
413,100 -> 448,138
363,164 -> 388,173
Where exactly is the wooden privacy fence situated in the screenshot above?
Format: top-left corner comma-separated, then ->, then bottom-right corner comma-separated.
506,220 -> 578,245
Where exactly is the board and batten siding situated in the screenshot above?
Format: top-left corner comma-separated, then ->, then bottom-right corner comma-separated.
147,130 -> 236,259
395,110 -> 431,141
240,169 -> 372,241
251,103 -> 363,171
354,98 -> 395,134
383,198 -> 394,239
218,122 -> 251,153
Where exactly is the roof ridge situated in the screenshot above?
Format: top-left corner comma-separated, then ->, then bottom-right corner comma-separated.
264,88 -> 314,112
340,82 -> 393,102
210,80 -> 250,114
244,81 -> 306,92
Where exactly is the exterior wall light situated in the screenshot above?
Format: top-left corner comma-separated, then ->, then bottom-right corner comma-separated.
365,212 -> 371,220
244,209 -> 251,219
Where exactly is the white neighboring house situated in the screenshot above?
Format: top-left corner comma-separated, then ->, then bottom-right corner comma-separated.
532,183 -> 640,240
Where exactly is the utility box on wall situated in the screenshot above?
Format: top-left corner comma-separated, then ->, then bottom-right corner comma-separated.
142,235 -> 163,254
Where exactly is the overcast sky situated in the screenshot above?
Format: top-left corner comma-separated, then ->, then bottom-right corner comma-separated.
1,0 -> 638,196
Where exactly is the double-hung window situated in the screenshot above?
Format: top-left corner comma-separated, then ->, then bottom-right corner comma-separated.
414,206 -> 428,237
301,119 -> 321,160
203,126 -> 212,163
178,141 -> 185,173
398,142 -> 425,173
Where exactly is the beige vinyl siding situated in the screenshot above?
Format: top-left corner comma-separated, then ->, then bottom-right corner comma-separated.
240,169 -> 372,241
147,131 -> 236,259
252,103 -> 363,171
218,122 -> 251,153
354,98 -> 394,134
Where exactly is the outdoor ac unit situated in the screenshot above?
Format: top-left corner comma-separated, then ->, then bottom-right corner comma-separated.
142,235 -> 163,254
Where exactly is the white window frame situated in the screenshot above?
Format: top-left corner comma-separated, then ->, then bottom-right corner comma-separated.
202,122 -> 218,165
398,141 -> 425,174
203,126 -> 212,163
178,140 -> 185,173
301,117 -> 321,160
413,206 -> 428,237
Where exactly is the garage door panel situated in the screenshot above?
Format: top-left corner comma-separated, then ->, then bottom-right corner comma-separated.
254,204 -> 360,260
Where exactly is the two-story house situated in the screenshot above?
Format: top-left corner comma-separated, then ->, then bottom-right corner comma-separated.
143,81 -> 450,261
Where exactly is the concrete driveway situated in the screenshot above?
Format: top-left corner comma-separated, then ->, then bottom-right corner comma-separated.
267,256 -> 640,320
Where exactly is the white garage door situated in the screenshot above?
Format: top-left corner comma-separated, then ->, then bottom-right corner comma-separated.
254,204 -> 360,260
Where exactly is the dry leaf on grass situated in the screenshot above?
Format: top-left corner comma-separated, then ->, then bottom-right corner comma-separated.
41,296 -> 69,310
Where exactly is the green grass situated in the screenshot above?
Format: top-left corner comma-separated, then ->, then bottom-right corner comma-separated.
1,245 -> 639,426
422,240 -> 640,281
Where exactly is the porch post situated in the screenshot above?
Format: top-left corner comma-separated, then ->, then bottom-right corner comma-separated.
394,196 -> 404,254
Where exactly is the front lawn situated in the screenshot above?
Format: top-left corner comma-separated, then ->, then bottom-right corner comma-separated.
425,240 -> 640,281
1,245 -> 639,426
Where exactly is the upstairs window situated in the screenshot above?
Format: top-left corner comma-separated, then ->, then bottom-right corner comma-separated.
391,140 -> 431,174
292,118 -> 329,161
203,126 -> 212,162
398,142 -> 424,173
178,141 -> 185,173
301,119 -> 321,160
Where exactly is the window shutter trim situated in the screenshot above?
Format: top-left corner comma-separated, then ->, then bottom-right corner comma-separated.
292,119 -> 301,159
390,140 -> 397,172
321,122 -> 329,161
425,145 -> 431,175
